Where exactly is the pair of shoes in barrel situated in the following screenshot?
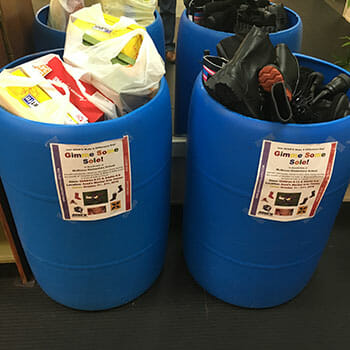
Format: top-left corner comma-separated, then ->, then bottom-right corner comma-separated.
184,0 -> 288,34
202,26 -> 350,123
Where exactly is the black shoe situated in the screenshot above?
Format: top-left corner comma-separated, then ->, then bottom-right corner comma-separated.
202,0 -> 237,32
206,26 -> 276,118
275,43 -> 300,95
202,54 -> 228,83
186,0 -> 211,24
203,0 -> 237,16
258,64 -> 293,123
311,92 -> 350,122
259,64 -> 292,100
292,68 -> 350,123
269,81 -> 293,123
216,34 -> 244,60
234,4 -> 277,34
267,3 -> 289,31
291,68 -> 323,121
204,8 -> 236,32
312,73 -> 350,104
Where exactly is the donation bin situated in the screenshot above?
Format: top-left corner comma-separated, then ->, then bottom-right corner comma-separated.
183,53 -> 350,308
175,7 -> 302,134
33,5 -> 166,59
0,49 -> 172,311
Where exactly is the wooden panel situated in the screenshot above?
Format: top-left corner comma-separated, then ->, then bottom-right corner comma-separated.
0,29 -> 9,67
0,227 -> 14,263
0,180 -> 32,283
0,0 -> 34,60
343,184 -> 350,201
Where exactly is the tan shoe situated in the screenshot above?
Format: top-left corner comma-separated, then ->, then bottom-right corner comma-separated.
165,50 -> 176,64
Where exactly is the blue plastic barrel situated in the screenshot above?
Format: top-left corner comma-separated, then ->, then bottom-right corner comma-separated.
0,49 -> 172,310
175,8 -> 302,134
32,5 -> 166,59
183,53 -> 350,308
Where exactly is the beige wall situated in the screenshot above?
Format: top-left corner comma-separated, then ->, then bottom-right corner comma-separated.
32,0 -> 49,13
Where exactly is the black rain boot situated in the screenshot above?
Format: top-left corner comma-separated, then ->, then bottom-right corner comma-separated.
311,93 -> 350,122
267,3 -> 289,31
312,73 -> 350,104
204,9 -> 236,32
258,64 -> 293,122
216,34 -> 244,60
203,0 -> 237,16
290,68 -> 324,122
234,5 -> 277,34
275,43 -> 300,95
269,81 -> 293,122
206,26 -> 276,118
259,64 -> 292,101
202,54 -> 228,83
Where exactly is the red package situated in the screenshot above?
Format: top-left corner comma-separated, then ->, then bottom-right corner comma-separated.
45,57 -> 104,123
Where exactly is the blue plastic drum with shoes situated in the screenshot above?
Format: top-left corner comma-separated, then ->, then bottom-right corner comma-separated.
183,26 -> 350,308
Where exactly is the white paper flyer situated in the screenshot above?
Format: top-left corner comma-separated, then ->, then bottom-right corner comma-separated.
50,136 -> 131,221
249,140 -> 337,222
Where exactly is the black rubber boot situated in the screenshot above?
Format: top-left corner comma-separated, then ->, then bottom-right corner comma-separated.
290,68 -> 324,123
216,34 -> 244,60
234,4 -> 276,34
291,68 -> 350,123
275,43 -> 300,95
310,93 -> 350,123
269,81 -> 294,123
205,26 -> 276,118
203,0 -> 237,16
204,8 -> 236,32
202,54 -> 228,83
258,64 -> 293,123
267,3 -> 289,31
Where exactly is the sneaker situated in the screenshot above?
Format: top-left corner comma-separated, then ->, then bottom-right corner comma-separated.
258,64 -> 292,100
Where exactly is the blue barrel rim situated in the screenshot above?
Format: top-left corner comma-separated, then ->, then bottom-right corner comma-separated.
181,6 -> 301,37
0,49 -> 166,129
35,4 -> 161,34
195,52 -> 350,129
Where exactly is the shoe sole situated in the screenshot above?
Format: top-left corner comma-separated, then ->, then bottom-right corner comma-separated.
258,65 -> 292,101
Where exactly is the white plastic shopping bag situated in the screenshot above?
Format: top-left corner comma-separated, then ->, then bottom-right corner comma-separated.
20,53 -> 118,120
0,71 -> 72,124
343,0 -> 350,23
101,0 -> 156,26
48,0 -> 85,31
63,4 -> 165,113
